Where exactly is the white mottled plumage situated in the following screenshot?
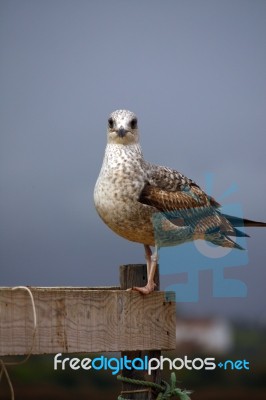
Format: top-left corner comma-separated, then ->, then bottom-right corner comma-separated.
94,109 -> 266,294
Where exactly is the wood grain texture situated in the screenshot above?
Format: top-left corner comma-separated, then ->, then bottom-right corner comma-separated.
120,264 -> 162,400
0,287 -> 176,356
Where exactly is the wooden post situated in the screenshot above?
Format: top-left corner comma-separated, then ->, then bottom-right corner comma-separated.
120,264 -> 162,400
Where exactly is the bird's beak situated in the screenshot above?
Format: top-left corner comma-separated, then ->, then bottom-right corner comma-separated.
117,127 -> 127,138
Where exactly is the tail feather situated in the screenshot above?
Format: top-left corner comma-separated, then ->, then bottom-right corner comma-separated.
205,212 -> 265,251
231,228 -> 250,238
206,234 -> 245,250
222,214 -> 266,228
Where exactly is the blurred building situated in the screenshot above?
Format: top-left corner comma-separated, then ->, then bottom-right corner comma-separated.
176,317 -> 233,354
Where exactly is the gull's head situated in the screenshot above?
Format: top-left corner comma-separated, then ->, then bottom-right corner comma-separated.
107,109 -> 139,145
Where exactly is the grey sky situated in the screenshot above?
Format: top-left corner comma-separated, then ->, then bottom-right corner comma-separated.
0,0 -> 265,321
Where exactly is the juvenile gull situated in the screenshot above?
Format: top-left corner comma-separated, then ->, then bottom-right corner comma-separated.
94,109 -> 266,294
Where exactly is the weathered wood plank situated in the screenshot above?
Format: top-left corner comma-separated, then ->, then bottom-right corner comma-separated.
120,264 -> 162,400
0,287 -> 176,355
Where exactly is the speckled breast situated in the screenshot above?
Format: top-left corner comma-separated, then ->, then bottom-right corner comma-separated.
94,168 -> 156,246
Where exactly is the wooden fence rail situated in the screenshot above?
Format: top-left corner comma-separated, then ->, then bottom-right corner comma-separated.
0,286 -> 175,356
0,265 -> 176,400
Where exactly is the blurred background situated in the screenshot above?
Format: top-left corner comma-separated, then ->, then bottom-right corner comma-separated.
1,0 -> 266,398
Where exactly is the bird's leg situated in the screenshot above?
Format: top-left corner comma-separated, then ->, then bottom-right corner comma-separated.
133,246 -> 158,295
144,244 -> 152,276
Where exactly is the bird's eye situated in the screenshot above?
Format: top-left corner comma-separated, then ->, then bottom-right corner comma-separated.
108,118 -> 114,129
130,118 -> 138,129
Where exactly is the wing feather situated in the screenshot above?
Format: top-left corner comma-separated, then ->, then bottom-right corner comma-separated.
139,183 -> 218,212
139,167 -> 241,240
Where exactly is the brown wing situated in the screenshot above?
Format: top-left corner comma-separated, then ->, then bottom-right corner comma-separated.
139,183 -> 220,212
139,183 -> 245,241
